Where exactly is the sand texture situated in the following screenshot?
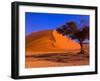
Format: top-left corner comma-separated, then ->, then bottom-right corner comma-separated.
25,30 -> 89,68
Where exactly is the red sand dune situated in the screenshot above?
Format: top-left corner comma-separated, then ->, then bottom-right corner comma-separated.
26,30 -> 80,55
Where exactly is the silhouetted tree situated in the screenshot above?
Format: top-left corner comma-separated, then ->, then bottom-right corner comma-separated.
70,26 -> 89,54
56,21 -> 89,54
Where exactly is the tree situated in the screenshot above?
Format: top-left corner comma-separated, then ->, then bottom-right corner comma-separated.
56,21 -> 89,54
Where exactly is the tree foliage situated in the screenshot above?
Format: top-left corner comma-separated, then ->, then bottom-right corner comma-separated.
56,21 -> 89,54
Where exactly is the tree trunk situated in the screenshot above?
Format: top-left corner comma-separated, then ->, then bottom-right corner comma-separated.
79,41 -> 84,54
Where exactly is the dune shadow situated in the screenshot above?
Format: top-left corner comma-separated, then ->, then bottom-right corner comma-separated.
26,52 -> 89,63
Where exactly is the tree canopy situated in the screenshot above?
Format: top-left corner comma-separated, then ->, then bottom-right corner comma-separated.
56,21 -> 89,54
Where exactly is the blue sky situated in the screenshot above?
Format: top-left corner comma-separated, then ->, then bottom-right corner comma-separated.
25,12 -> 89,35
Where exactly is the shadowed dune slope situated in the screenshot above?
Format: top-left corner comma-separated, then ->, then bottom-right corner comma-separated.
26,30 -> 80,55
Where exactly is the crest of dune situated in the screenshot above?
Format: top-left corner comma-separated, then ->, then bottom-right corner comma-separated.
26,30 -> 80,55
52,30 -> 80,49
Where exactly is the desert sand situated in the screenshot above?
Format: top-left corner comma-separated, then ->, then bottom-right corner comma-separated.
25,30 -> 89,68
26,30 -> 80,55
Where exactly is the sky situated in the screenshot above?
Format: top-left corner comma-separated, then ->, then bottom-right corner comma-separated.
25,12 -> 89,35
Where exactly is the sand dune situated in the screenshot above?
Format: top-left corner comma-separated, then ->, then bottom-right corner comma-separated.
26,30 -> 80,55
25,30 -> 89,68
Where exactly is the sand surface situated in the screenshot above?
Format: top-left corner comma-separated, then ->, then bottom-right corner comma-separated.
26,44 -> 89,68
26,30 -> 80,55
25,30 -> 89,68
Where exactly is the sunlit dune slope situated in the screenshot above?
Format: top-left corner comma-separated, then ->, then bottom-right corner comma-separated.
26,30 -> 80,55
